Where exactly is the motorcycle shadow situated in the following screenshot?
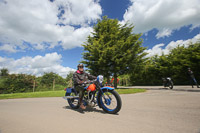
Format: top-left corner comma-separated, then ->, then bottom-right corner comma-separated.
63,106 -> 107,114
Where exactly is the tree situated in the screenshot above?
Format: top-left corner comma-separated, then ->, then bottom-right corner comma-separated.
131,42 -> 200,85
40,72 -> 65,86
0,68 -> 9,77
82,16 -> 147,88
1,74 -> 35,93
66,71 -> 74,87
167,43 -> 200,84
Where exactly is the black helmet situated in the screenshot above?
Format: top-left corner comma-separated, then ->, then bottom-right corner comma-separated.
77,64 -> 84,69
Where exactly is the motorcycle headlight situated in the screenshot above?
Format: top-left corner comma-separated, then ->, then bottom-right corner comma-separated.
97,75 -> 103,84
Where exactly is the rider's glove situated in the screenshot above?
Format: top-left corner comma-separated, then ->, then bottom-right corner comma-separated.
84,81 -> 90,84
78,81 -> 84,84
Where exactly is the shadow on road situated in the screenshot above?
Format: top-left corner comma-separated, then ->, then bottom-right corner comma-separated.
172,89 -> 200,92
145,87 -> 200,92
119,85 -> 200,92
63,106 -> 107,114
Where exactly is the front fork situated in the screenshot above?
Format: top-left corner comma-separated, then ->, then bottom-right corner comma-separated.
97,89 -> 112,107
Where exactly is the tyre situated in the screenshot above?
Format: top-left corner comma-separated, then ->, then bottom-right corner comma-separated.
65,91 -> 80,109
169,81 -> 173,89
98,89 -> 122,114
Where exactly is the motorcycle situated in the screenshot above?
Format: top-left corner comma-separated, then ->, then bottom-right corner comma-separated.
63,75 -> 122,114
162,77 -> 173,89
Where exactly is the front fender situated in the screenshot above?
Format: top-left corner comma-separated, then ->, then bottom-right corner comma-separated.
100,86 -> 115,90
97,86 -> 115,98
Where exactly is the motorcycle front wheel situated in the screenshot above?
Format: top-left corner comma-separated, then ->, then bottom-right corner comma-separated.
98,90 -> 122,114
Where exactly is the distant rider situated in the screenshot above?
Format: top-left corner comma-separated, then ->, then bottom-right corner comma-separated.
187,68 -> 199,88
73,64 -> 96,109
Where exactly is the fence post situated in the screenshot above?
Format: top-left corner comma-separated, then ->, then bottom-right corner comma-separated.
53,79 -> 55,91
33,80 -> 35,92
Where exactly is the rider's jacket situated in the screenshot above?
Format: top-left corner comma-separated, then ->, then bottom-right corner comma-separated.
188,70 -> 195,78
73,70 -> 96,87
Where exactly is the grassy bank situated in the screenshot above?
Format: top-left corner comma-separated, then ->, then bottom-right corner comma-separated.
0,88 -> 146,99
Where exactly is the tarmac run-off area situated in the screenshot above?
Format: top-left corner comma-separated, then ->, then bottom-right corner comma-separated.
0,86 -> 200,133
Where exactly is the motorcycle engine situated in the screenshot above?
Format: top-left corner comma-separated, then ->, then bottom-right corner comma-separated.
86,91 -> 96,107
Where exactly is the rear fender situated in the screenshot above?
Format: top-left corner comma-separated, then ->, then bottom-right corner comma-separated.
65,88 -> 76,96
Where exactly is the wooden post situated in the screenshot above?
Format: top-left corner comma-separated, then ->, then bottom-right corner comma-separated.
68,79 -> 72,88
53,79 -> 55,91
33,80 -> 35,92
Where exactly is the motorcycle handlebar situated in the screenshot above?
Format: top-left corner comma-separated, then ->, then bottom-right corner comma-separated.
81,79 -> 97,87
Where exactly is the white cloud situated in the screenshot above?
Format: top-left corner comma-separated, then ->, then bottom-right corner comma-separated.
145,33 -> 200,57
123,0 -> 200,38
0,52 -> 76,77
0,44 -> 17,53
156,28 -> 172,38
0,0 -> 102,53
145,43 -> 165,57
55,0 -> 102,26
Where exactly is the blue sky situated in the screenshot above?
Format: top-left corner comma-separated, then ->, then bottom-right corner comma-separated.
0,0 -> 200,77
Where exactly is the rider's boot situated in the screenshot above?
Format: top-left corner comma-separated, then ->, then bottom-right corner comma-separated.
79,99 -> 86,109
80,102 -> 86,109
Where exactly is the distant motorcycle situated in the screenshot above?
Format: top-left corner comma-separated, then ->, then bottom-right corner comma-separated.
63,75 -> 122,114
162,77 -> 173,89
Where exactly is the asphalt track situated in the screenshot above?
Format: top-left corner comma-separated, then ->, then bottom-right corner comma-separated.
0,86 -> 200,133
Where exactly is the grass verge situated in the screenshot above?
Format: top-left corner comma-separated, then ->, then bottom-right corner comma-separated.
116,88 -> 146,94
0,88 -> 146,99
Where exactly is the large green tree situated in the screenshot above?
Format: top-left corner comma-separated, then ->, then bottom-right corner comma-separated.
82,16 -> 147,88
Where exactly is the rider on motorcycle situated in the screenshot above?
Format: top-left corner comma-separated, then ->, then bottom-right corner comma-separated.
73,64 -> 96,109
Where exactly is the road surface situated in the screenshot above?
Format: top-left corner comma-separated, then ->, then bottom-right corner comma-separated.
0,87 -> 200,133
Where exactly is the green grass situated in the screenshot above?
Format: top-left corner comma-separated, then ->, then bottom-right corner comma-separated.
0,88 -> 146,99
116,88 -> 146,94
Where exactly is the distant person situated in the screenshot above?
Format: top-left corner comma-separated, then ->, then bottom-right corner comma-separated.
187,68 -> 199,88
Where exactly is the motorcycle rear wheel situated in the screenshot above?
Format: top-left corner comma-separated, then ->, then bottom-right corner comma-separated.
169,82 -> 173,89
65,91 -> 80,109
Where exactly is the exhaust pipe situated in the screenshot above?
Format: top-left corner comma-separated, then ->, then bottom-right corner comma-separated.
63,96 -> 79,100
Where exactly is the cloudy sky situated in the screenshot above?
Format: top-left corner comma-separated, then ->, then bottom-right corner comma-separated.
0,0 -> 200,77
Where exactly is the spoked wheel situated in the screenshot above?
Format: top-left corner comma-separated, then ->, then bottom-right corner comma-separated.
65,91 -> 79,109
98,90 -> 122,114
169,82 -> 174,89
